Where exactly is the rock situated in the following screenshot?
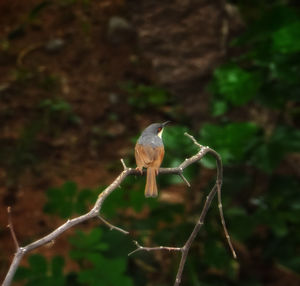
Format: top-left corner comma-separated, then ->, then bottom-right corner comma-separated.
45,38 -> 65,53
109,93 -> 119,104
107,16 -> 136,44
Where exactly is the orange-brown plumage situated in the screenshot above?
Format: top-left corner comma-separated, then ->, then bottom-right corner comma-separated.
134,122 -> 169,197
135,144 -> 164,197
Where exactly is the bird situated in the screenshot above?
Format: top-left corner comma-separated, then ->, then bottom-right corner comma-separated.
135,121 -> 169,197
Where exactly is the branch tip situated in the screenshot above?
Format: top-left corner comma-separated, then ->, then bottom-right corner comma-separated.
97,215 -> 129,235
216,182 -> 237,260
120,159 -> 127,170
184,132 -> 203,149
179,173 -> 191,187
7,206 -> 19,251
129,240 -> 182,256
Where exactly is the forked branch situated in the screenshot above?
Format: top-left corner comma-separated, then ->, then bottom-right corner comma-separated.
130,132 -> 236,286
2,133 -> 236,286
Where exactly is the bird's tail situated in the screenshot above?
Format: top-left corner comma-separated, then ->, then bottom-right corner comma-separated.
145,167 -> 158,197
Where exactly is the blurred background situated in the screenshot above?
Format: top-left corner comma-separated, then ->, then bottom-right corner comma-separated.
0,0 -> 299,285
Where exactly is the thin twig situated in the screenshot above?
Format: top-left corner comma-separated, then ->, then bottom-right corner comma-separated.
216,179 -> 237,258
179,172 -> 191,187
120,158 -> 127,170
128,240 -> 182,256
184,132 -> 203,148
183,133 -> 236,258
7,207 -> 19,251
97,215 -> 129,235
184,133 -> 236,258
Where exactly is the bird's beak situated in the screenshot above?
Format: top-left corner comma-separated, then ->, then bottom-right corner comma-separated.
162,121 -> 171,127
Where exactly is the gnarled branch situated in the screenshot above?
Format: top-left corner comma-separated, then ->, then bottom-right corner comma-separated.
2,133 -> 236,286
130,132 -> 236,286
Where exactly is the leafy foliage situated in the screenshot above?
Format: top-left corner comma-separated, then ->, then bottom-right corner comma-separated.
44,181 -> 97,218
120,82 -> 172,110
69,228 -> 134,286
15,228 -> 135,286
39,98 -> 82,130
200,2 -> 300,284
15,255 -> 65,286
211,65 -> 261,106
272,21 -> 300,53
163,125 -> 199,183
251,126 -> 300,172
69,228 -> 109,260
199,122 -> 260,167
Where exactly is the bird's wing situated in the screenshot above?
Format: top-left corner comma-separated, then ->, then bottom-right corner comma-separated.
151,146 -> 165,168
135,144 -> 165,168
135,144 -> 145,169
135,144 -> 156,166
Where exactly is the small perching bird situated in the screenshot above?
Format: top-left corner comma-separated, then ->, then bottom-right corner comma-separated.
135,121 -> 169,197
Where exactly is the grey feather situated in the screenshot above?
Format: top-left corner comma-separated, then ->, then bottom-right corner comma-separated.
137,123 -> 164,147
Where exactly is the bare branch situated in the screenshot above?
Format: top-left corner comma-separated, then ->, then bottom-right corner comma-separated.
129,133 -> 237,286
216,181 -> 237,259
128,240 -> 182,256
178,172 -> 191,187
174,184 -> 219,286
7,207 -> 19,250
120,158 -> 127,170
2,132 -> 236,286
184,132 -> 203,148
97,215 -> 129,235
185,132 -> 236,258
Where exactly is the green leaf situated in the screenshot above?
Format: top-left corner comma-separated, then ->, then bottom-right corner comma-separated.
63,181 -> 77,196
211,100 -> 228,116
75,188 -> 97,214
69,228 -> 108,261
203,240 -> 232,269
281,256 -> 300,272
121,81 -> 171,110
44,182 -> 76,218
28,1 -> 50,21
14,255 -> 66,286
162,125 -> 199,184
51,256 -> 65,277
128,185 -> 149,212
272,21 -> 300,53
213,65 -> 261,106
77,255 -> 134,286
252,126 -> 300,172
199,122 -> 259,166
15,267 -> 31,281
232,5 -> 299,48
100,184 -> 127,217
28,254 -> 47,275
44,181 -> 96,218
226,207 -> 254,241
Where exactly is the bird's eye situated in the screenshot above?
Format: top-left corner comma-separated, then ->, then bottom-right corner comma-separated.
157,127 -> 162,132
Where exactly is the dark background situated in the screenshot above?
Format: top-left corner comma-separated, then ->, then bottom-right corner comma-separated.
0,0 -> 299,285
